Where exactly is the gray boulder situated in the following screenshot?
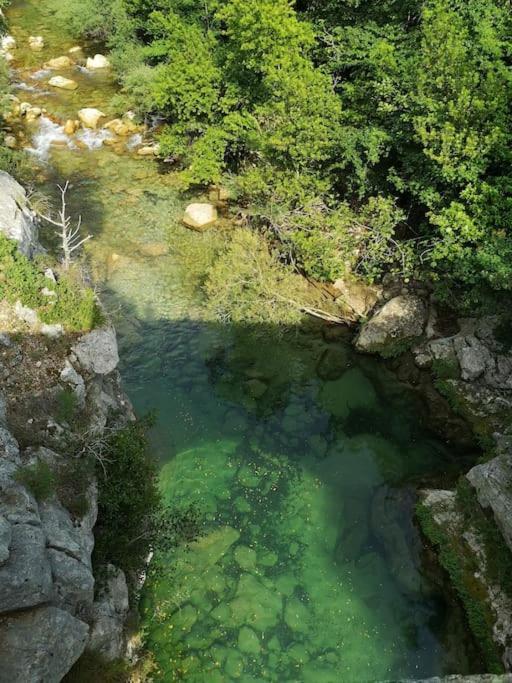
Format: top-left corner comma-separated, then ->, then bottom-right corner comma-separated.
467,454 -> 512,553
0,606 -> 88,682
72,327 -> 119,375
0,171 -> 39,257
355,295 -> 427,355
0,515 -> 12,564
0,523 -> 52,613
454,335 -> 493,381
88,564 -> 129,660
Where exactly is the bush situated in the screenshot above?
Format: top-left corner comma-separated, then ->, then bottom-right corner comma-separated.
93,418 -> 161,578
15,461 -> 56,501
0,235 -> 101,332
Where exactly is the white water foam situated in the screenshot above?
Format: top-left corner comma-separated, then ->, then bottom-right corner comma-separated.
27,116 -> 72,160
30,69 -> 51,81
126,133 -> 143,150
75,127 -> 114,150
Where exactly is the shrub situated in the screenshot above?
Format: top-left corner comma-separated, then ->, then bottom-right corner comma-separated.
0,234 -> 101,331
93,418 -> 161,577
15,461 -> 56,501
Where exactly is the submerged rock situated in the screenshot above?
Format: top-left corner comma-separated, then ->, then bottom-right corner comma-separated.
49,76 -> 78,90
355,295 -> 427,356
45,55 -> 73,70
238,626 -> 260,655
182,203 -> 218,231
28,36 -> 44,51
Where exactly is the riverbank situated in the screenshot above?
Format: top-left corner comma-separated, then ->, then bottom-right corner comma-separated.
1,2 -> 512,681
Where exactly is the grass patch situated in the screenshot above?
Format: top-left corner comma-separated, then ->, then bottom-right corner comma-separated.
0,234 -> 102,332
56,387 -> 78,424
15,461 -> 56,501
417,499 -> 505,673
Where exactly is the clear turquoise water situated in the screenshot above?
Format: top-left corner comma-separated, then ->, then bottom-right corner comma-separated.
7,3 -> 479,679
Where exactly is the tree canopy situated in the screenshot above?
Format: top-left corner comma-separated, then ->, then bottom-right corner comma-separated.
49,0 -> 512,310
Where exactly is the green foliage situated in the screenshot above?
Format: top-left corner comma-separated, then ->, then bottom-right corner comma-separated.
432,357 -> 460,381
0,235 -> 101,331
53,0 -> 512,307
417,500 -> 504,673
93,418 -> 161,577
15,461 -> 56,501
204,228 -> 317,327
56,387 -> 78,424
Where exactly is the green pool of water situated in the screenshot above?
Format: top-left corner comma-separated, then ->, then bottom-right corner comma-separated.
6,2 -> 480,680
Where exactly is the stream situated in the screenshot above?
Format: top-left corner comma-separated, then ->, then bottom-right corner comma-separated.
5,2 -> 481,681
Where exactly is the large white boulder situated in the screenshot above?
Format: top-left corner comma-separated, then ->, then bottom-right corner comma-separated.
355,295 -> 427,356
48,75 -> 78,90
0,171 -> 39,257
182,203 -> 218,231
78,107 -> 106,129
86,53 -> 110,69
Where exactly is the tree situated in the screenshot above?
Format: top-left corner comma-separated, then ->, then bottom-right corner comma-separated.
39,182 -> 92,270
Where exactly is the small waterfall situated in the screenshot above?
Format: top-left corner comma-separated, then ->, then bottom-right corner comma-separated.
27,116 -> 71,160
75,127 -> 114,150
30,68 -> 51,81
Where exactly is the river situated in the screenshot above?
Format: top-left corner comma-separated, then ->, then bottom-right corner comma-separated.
5,2 -> 481,680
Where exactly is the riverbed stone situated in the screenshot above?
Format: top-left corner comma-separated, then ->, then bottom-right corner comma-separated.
183,203 -> 218,231
229,573 -> 282,631
49,75 -> 78,90
355,295 -> 427,355
284,596 -> 310,633
78,107 -> 106,129
238,626 -> 260,655
234,545 -> 257,571
45,55 -> 73,69
0,606 -> 88,682
28,36 -> 44,51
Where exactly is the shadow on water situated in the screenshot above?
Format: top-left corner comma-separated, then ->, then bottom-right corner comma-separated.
98,285 -> 482,683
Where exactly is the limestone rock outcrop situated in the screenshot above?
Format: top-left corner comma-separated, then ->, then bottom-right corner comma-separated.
355,295 -> 427,355
0,171 -> 39,257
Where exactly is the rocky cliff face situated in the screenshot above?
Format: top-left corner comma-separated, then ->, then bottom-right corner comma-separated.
356,292 -> 512,673
0,173 -> 134,681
